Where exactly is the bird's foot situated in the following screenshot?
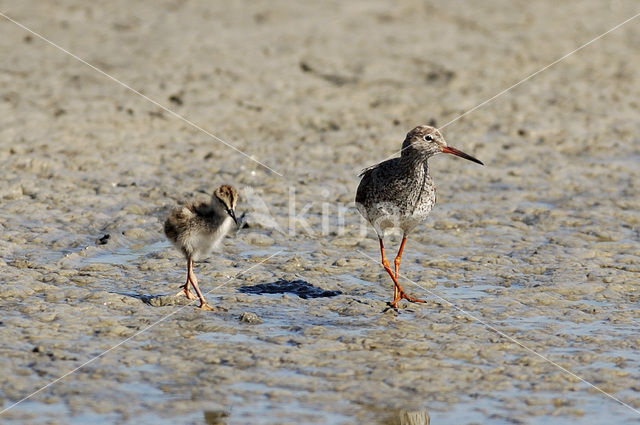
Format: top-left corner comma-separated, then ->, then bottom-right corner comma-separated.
174,288 -> 197,300
386,297 -> 401,309
400,292 -> 426,304
195,302 -> 217,311
385,292 -> 425,310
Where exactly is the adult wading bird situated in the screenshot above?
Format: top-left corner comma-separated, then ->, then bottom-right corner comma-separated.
356,125 -> 483,308
164,185 -> 238,311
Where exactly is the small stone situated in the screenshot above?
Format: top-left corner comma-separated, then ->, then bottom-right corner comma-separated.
239,312 -> 262,324
204,410 -> 229,425
168,94 -> 183,106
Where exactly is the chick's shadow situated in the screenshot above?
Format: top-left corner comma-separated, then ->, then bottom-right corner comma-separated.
238,279 -> 341,299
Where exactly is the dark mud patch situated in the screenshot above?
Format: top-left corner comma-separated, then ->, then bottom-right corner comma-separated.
238,279 -> 342,299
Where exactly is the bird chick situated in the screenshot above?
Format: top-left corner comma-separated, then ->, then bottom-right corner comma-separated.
164,185 -> 238,311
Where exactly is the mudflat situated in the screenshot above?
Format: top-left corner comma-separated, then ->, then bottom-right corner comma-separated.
1,1 -> 639,424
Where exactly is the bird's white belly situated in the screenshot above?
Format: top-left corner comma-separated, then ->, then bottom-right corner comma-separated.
364,200 -> 433,236
185,217 -> 233,261
191,235 -> 216,261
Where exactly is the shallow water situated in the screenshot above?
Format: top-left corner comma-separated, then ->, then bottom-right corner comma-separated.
2,0 -> 640,424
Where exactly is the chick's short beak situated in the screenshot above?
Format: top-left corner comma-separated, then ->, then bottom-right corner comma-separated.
228,209 -> 238,225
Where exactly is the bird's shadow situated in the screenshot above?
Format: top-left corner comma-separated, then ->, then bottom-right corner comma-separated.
238,279 -> 341,299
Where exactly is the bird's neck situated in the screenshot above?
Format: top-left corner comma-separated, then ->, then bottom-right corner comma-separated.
400,151 -> 430,175
209,198 -> 227,218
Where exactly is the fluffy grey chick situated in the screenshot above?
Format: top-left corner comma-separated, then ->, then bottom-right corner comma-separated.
164,185 -> 238,311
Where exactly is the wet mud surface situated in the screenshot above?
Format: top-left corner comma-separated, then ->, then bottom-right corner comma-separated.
1,0 -> 640,424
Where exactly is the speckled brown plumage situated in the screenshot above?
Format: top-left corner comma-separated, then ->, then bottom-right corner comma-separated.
164,185 -> 238,311
356,125 -> 483,308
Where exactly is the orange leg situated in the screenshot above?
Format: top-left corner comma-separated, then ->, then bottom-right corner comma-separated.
394,236 -> 407,279
379,238 -> 402,308
187,259 -> 215,311
379,238 -> 425,308
175,260 -> 198,299
394,237 -> 425,304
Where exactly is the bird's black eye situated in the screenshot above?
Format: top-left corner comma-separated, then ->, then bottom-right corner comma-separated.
423,134 -> 434,142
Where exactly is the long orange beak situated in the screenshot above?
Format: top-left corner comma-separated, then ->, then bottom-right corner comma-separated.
441,146 -> 484,165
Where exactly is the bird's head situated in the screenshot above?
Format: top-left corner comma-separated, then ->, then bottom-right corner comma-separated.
213,185 -> 239,224
401,125 -> 483,165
